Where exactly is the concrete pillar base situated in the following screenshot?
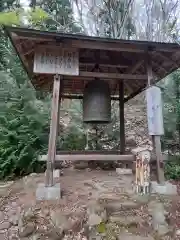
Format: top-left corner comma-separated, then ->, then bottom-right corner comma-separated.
36,183 -> 61,200
151,181 -> 177,195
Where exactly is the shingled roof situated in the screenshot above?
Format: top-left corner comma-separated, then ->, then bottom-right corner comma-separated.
4,26 -> 180,102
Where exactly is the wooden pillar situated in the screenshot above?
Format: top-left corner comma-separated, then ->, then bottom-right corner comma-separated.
119,81 -> 125,154
152,136 -> 165,183
147,55 -> 165,183
46,75 -> 61,187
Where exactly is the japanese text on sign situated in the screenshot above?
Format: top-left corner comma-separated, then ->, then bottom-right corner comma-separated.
33,46 -> 79,75
146,86 -> 164,135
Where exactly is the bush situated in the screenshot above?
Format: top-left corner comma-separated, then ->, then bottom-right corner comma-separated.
59,126 -> 86,151
0,107 -> 48,180
0,74 -> 50,180
164,155 -> 180,180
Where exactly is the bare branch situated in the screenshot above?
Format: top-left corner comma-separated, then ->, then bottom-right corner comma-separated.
118,0 -> 134,39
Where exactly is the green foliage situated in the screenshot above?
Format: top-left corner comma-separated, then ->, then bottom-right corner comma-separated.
0,0 -> 84,180
58,100 -> 86,151
0,7 -> 49,27
0,114 -> 47,179
165,156 -> 180,180
27,7 -> 49,29
28,7 -> 49,23
30,0 -> 82,32
0,0 -> 20,12
0,11 -> 21,25
0,71 -> 50,179
161,71 -> 180,153
60,126 -> 86,150
161,71 -> 180,180
97,222 -> 106,233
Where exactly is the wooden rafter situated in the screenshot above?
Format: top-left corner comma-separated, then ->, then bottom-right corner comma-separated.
24,49 -> 34,56
122,60 -> 144,94
79,71 -> 146,80
151,61 -> 166,76
80,62 -> 128,69
154,52 -> 178,67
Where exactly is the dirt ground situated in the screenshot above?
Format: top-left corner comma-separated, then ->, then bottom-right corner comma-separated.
0,168 -> 180,239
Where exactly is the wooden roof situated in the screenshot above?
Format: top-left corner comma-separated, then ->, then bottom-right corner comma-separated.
4,26 -> 180,102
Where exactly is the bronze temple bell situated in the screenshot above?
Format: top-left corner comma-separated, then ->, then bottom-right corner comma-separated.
83,79 -> 111,124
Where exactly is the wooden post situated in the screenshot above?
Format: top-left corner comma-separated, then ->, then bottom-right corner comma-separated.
152,136 -> 165,183
46,75 -> 61,187
147,55 -> 165,183
119,81 -> 125,154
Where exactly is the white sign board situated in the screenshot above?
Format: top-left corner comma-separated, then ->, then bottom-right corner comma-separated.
146,86 -> 164,135
33,46 -> 79,75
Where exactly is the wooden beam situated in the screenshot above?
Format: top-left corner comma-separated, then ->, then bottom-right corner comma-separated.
61,94 -> 120,101
14,35 -> 180,54
129,60 -> 144,73
152,137 -> 165,183
24,49 -> 34,56
79,71 -> 146,80
119,81 -> 125,154
69,40 -> 145,53
152,61 -> 166,75
34,72 -> 146,81
13,35 -> 145,53
115,60 -> 145,103
58,40 -> 180,53
9,26 -> 180,53
154,52 -> 178,67
15,40 -> 30,72
122,60 -> 144,92
46,75 -> 61,187
124,84 -> 146,103
80,63 -> 128,69
56,150 -> 131,154
39,154 -> 135,162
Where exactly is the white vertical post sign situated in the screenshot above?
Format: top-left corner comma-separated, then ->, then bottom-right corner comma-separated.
146,86 -> 164,136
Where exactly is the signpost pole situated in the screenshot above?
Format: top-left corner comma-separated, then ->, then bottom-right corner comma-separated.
146,55 -> 165,184
46,75 -> 61,187
33,46 -> 79,187
153,136 -> 165,183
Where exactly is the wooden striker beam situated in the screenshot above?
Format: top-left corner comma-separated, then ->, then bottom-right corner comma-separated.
46,75 -> 61,187
39,154 -> 135,162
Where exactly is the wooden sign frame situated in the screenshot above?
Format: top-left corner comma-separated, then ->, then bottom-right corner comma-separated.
33,45 -> 79,75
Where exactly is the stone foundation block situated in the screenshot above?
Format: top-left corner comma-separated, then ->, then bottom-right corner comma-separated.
151,181 -> 177,195
36,183 -> 61,200
116,168 -> 132,175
